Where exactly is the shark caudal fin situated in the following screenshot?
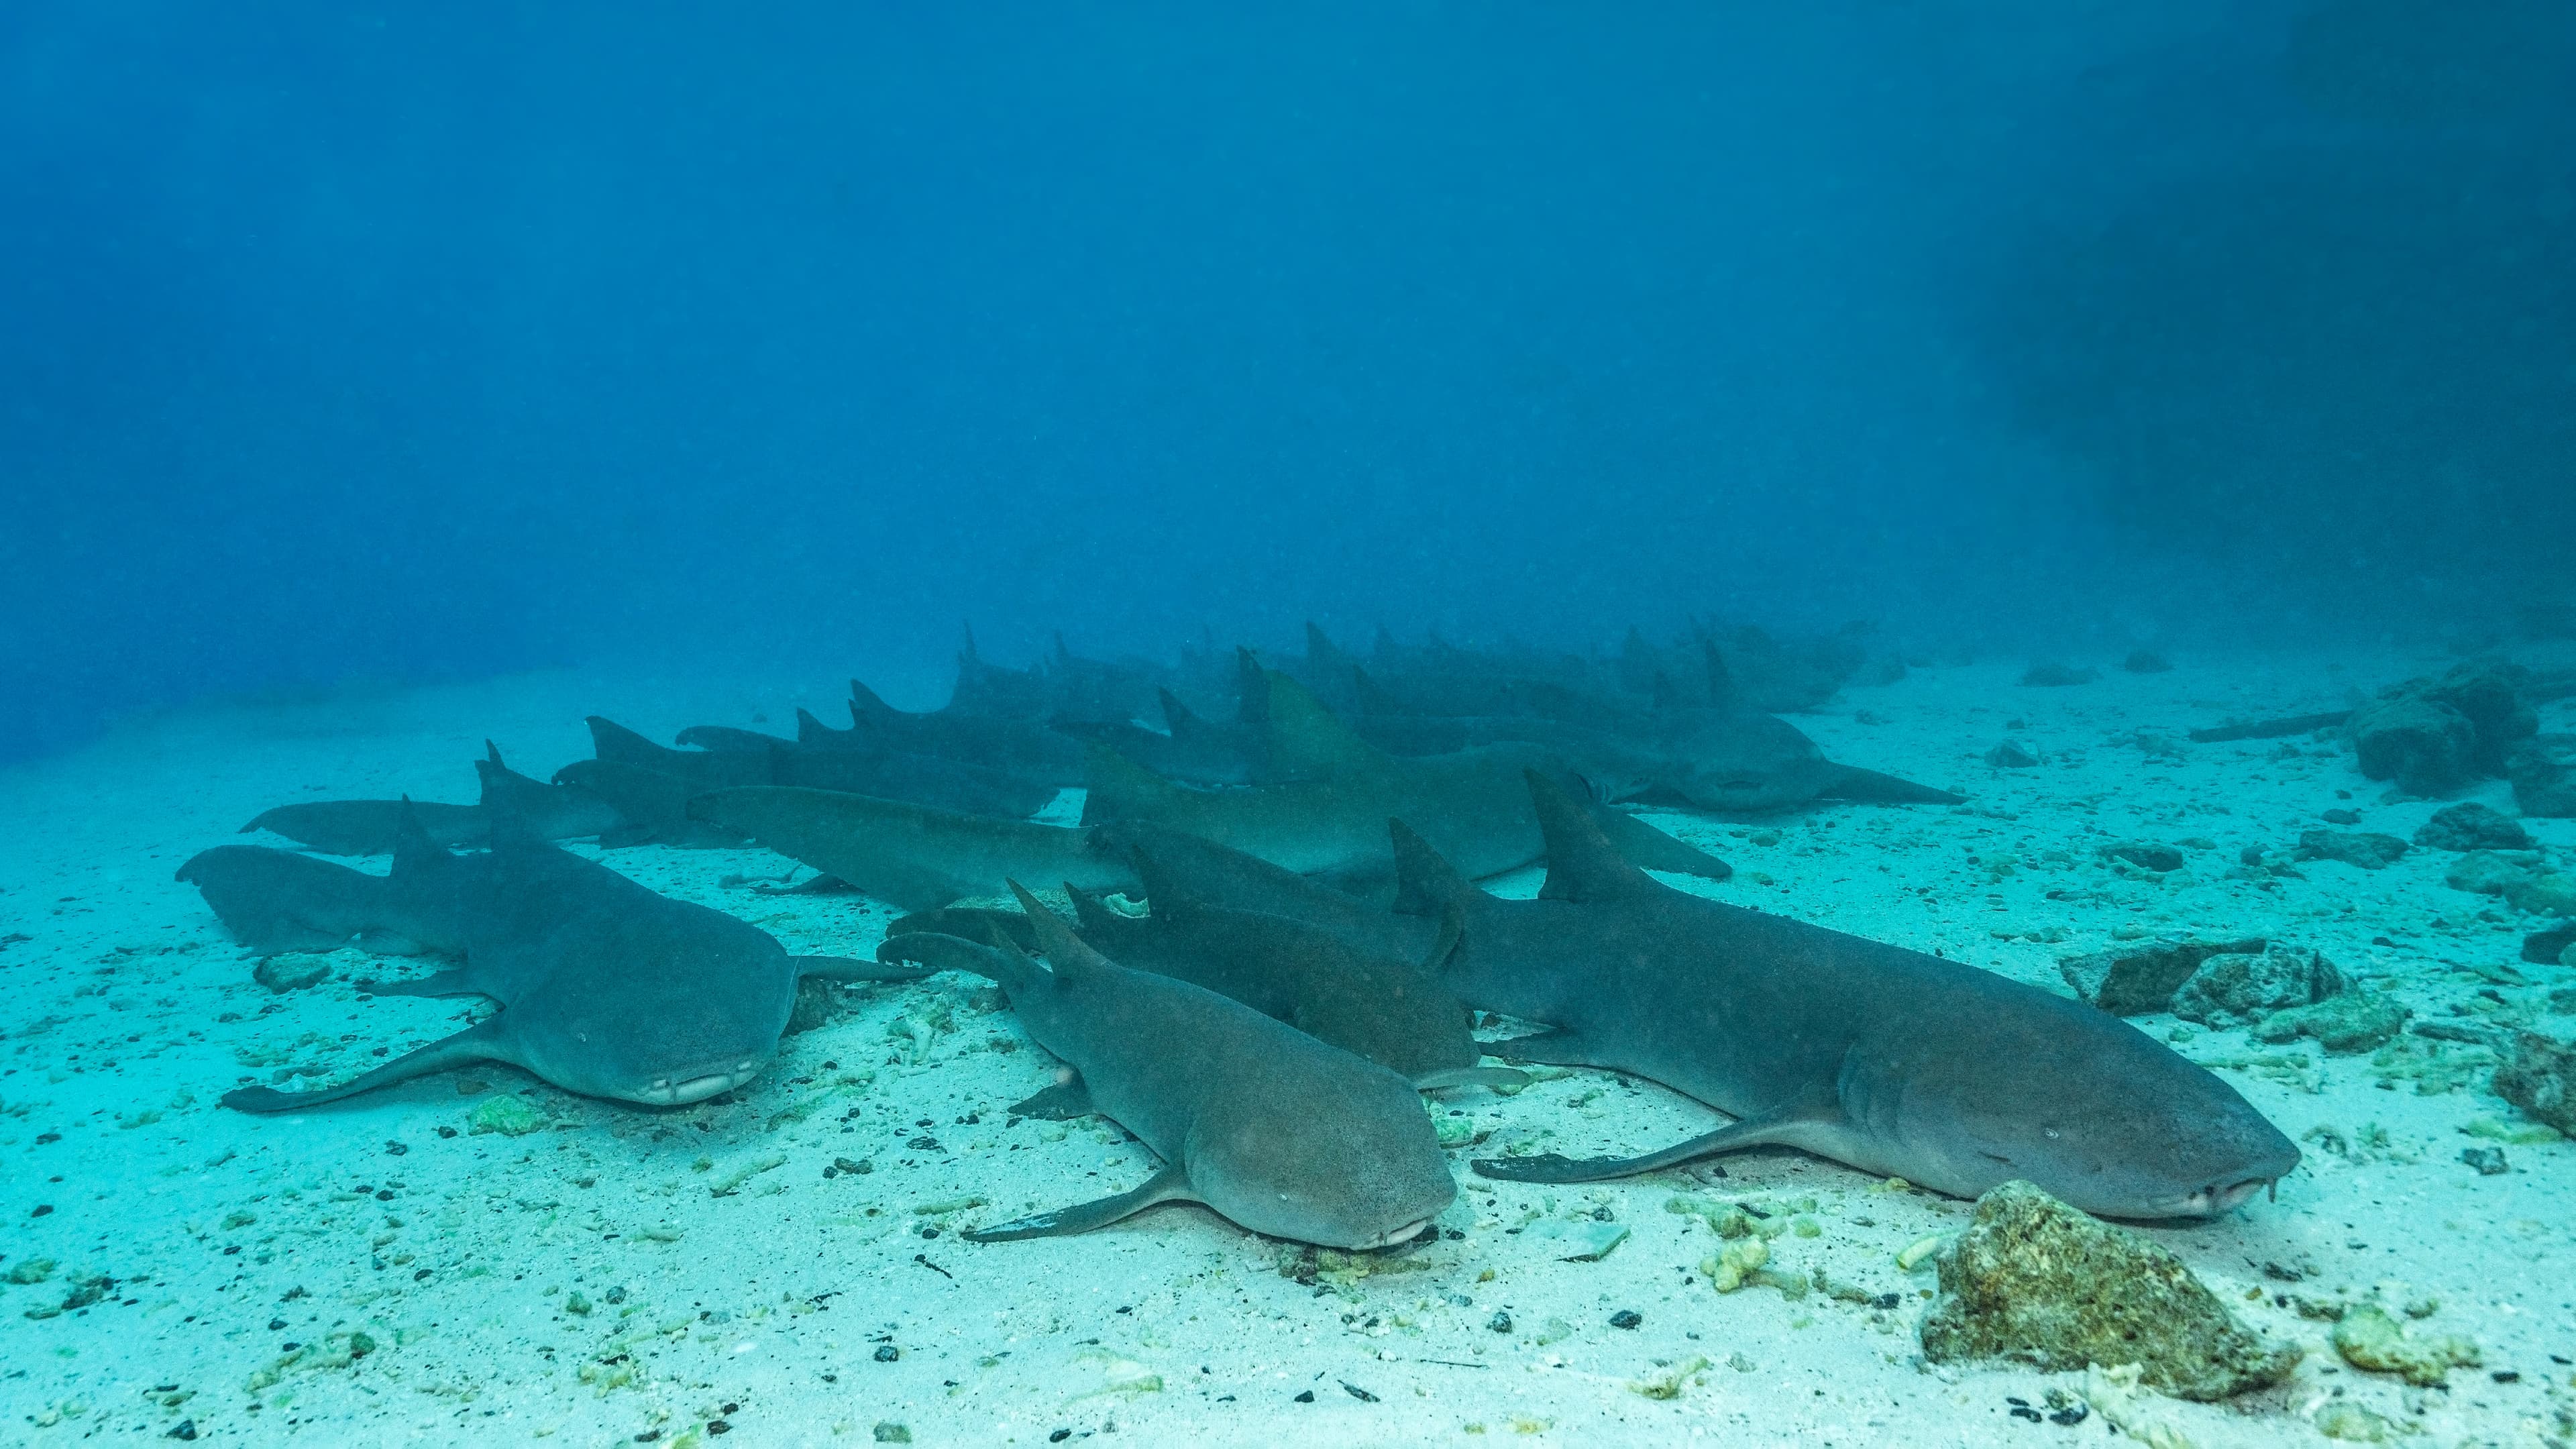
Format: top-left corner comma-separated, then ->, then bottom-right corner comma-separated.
1260,669 -> 1390,781
1524,771 -> 1656,904
1388,818 -> 1474,918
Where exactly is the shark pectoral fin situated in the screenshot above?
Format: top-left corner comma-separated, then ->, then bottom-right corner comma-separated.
1005,1076 -> 1097,1120
791,954 -> 930,983
1471,1101 -> 1835,1184
353,969 -> 482,1000
1412,1065 -> 1531,1092
963,1163 -> 1197,1243
1480,1026 -> 1617,1071
1822,763 -> 1964,806
221,1017 -> 515,1114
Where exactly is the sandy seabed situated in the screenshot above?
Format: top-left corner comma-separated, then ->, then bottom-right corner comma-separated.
2,648 -> 2571,1447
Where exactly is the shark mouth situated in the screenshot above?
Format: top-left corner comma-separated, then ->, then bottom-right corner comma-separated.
1352,1217 -> 1437,1250
2167,1175 -> 2277,1218
633,1060 -> 764,1106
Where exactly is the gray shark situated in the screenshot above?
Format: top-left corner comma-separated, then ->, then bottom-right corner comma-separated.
241,743 -> 629,855
1081,671 -> 1731,888
686,787 -> 1132,911
1060,851 -> 1498,1087
1415,773 -> 2298,1220
587,715 -> 1056,819
182,808 -> 922,1112
823,684 -> 1085,784
875,882 -> 1454,1248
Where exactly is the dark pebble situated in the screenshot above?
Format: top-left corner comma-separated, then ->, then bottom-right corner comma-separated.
919,1226 -> 939,1239
1342,1381 -> 1378,1402
1292,1389 -> 1316,1403
706,1421 -> 731,1436
1050,1433 -> 1073,1444
837,1158 -> 873,1175
906,1136 -> 941,1151
2008,1405 -> 2043,1422
1487,1311 -> 1513,1334
268,1318 -> 287,1331
436,1126 -> 458,1139
30,1205 -> 51,1218
2048,1404 -> 2090,1426
1609,1309 -> 1642,1330
722,1404 -> 738,1415
2493,1370 -> 2521,1383
2322,808 -> 2362,824
164,1421 -> 196,1442
875,1344 -> 901,1362
384,1140 -> 407,1156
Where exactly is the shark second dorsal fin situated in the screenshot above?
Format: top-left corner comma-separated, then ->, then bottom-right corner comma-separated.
1303,621 -> 1344,669
1260,670 -> 1387,782
1124,846 -> 1205,925
587,716 -> 667,764
795,707 -> 836,743
1525,771 -> 1652,904
1389,818 -> 1472,918
1157,688 -> 1205,740
1348,665 -> 1394,717
1009,881 -> 1112,986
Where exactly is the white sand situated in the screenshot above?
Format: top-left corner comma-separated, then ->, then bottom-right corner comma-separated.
2,651 -> 2572,1446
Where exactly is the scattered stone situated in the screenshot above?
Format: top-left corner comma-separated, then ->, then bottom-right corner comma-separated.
2413,802 -> 2533,852
2252,989 -> 2408,1054
2459,1146 -> 2510,1175
2100,841 -> 2184,873
2312,1401 -> 2398,1442
2057,936 -> 2266,1016
2171,946 -> 2344,1030
2419,659 -> 2538,772
1609,1309 -> 1642,1330
2297,830 -> 2410,870
2508,739 -> 2576,817
252,955 -> 331,993
1530,1220 -> 1629,1261
1917,1181 -> 2298,1400
2330,1303 -> 2480,1386
871,1424 -> 912,1445
2510,873 -> 2576,917
2446,849 -> 2546,898
2020,663 -> 2098,687
2522,924 -> 2576,965
2320,808 -> 2364,825
1985,740 -> 2039,769
2122,650 -> 2171,674
1487,1311 -> 1513,1334
467,1094 -> 548,1137
2493,1030 -> 2576,1134
2349,694 -> 2479,796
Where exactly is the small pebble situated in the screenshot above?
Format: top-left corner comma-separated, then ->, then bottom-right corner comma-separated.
1487,1311 -> 1513,1334
1609,1309 -> 1642,1330
1292,1389 -> 1316,1403
875,1344 -> 900,1362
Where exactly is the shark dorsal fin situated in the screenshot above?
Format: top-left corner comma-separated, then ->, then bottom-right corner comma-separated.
1348,665 -> 1393,717
1526,770 -> 1653,904
587,716 -> 665,763
1231,647 -> 1270,728
1008,881 -> 1110,985
391,797 -> 443,876
1157,688 -> 1203,739
1389,818 -> 1472,918
1701,639 -> 1737,712
1303,621 -> 1352,674
1260,669 -> 1388,781
1078,745 -> 1182,826
848,680 -> 896,720
485,740 -> 505,767
1125,846 -> 1205,925
795,707 -> 837,743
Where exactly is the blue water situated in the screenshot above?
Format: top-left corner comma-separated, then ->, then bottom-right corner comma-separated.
3,2 -> 2571,759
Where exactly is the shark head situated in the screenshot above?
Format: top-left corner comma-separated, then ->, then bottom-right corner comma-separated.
1191,1075 -> 1458,1250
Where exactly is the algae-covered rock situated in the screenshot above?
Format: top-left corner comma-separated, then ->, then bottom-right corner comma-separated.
2100,841 -> 2185,873
784,976 -> 861,1036
2058,936 -> 2267,1016
253,955 -> 332,992
2330,1303 -> 2479,1385
2509,739 -> 2576,818
2493,1030 -> 2576,1134
2509,873 -> 2576,917
2297,830 -> 2410,870
2446,849 -> 2546,898
2171,946 -> 2343,1030
2412,802 -> 2533,852
1917,1181 -> 2298,1400
2349,694 -> 2478,796
468,1093 -> 548,1136
2252,989 -> 2408,1054
2313,1401 -> 2398,1442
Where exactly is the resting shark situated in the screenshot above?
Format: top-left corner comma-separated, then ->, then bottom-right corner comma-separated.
241,743 -> 628,855
686,787 -> 1132,912
1081,671 -> 1731,889
586,715 -> 1055,819
1407,773 -> 2298,1220
182,807 -> 921,1111
875,882 -> 1454,1248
